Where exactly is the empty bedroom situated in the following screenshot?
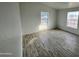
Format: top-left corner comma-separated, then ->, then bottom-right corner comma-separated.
21,2 -> 79,57
0,2 -> 79,57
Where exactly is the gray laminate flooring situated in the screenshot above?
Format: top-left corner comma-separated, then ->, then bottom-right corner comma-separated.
23,30 -> 79,57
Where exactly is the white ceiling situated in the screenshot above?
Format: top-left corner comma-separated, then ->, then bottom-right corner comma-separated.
42,2 -> 79,9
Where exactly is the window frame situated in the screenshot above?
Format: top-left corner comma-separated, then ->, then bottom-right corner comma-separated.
41,12 -> 48,26
67,11 -> 79,29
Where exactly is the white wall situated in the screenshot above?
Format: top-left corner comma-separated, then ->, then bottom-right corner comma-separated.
57,8 -> 79,35
0,3 -> 22,57
20,2 -> 56,35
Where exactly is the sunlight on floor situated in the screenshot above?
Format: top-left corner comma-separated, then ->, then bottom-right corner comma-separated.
39,24 -> 47,31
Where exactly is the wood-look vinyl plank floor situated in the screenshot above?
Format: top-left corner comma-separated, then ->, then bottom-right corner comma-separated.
23,30 -> 79,57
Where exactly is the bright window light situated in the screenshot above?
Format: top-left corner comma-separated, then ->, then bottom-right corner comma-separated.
39,12 -> 48,31
67,11 -> 79,29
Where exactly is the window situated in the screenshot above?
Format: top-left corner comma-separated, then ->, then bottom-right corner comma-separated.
41,12 -> 48,25
67,11 -> 79,29
39,12 -> 48,30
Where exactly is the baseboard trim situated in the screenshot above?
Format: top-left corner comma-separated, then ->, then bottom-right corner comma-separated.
23,28 -> 56,36
57,28 -> 79,36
